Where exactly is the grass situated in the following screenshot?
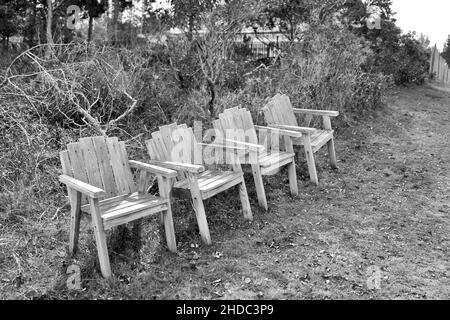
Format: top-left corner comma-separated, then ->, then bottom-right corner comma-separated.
0,85 -> 449,300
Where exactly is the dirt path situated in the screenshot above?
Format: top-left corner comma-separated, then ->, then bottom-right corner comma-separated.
40,85 -> 449,300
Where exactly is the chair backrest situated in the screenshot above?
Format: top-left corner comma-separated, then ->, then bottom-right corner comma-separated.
213,107 -> 259,145
263,94 -> 298,127
145,123 -> 201,180
60,136 -> 136,205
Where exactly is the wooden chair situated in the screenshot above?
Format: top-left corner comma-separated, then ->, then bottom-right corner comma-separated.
213,106 -> 302,211
263,94 -> 339,185
59,136 -> 178,278
145,123 -> 252,245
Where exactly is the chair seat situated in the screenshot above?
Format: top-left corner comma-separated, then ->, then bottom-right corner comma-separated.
174,170 -> 244,199
81,192 -> 168,229
258,151 -> 295,168
294,129 -> 333,153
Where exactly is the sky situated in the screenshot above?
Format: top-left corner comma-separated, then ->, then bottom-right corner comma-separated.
126,0 -> 450,50
391,0 -> 450,50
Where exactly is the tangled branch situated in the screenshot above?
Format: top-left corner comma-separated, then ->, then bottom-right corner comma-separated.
1,43 -> 140,136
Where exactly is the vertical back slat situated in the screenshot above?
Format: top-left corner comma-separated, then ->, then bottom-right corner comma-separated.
106,137 -> 130,195
152,131 -> 169,161
60,151 -> 72,176
67,143 -> 89,183
65,143 -> 90,205
92,136 -> 118,198
281,95 -> 298,126
244,110 -> 258,144
78,137 -> 105,197
118,141 -> 136,193
160,124 -> 176,156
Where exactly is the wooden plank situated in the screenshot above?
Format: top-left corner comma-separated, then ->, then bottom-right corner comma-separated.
146,139 -> 158,160
80,193 -> 131,212
92,136 -> 117,198
287,159 -> 298,196
259,152 -> 294,168
303,135 -> 318,185
66,142 -> 89,184
102,197 -> 167,222
244,110 -> 258,144
147,160 -> 204,173
311,130 -> 333,153
196,170 -> 222,189
59,175 -> 106,198
251,164 -> 268,210
293,108 -> 339,117
202,175 -> 243,199
158,176 -> 177,253
151,131 -> 169,161
260,156 -> 294,175
118,141 -> 136,193
84,194 -> 161,215
78,137 -> 104,193
278,95 -> 296,126
321,116 -> 337,168
68,189 -> 82,254
186,174 -> 212,245
238,180 -> 252,221
103,203 -> 168,230
60,151 -> 72,176
129,160 -> 178,177
89,197 -> 111,278
200,171 -> 241,192
174,179 -> 189,189
106,137 -> 130,195
263,101 -> 276,124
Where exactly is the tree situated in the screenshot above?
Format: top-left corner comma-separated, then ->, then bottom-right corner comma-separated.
106,0 -> 132,44
45,0 -> 54,58
79,0 -> 108,42
417,33 -> 430,50
167,0 -> 219,40
442,35 -> 450,65
252,0 -> 311,41
0,4 -> 19,51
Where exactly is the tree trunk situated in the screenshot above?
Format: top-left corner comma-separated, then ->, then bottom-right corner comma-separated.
87,15 -> 94,43
45,0 -> 53,58
207,79 -> 215,119
106,0 -> 119,44
1,36 -> 7,52
112,0 -> 120,44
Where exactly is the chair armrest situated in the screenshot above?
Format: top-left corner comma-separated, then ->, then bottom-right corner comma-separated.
129,160 -> 178,178
267,124 -> 316,135
254,125 -> 303,138
216,138 -> 264,152
198,142 -> 248,153
147,160 -> 205,174
292,108 -> 339,117
59,175 -> 106,198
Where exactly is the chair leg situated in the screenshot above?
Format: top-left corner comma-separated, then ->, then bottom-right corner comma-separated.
157,176 -> 165,227
162,209 -> 177,253
89,198 -> 112,278
187,174 -> 212,245
303,141 -> 319,185
238,180 -> 253,220
69,189 -> 82,255
251,164 -> 268,210
157,176 -> 177,252
327,137 -> 338,169
287,159 -> 299,196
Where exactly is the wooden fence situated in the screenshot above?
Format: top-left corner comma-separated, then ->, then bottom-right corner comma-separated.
248,41 -> 291,59
429,45 -> 450,87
